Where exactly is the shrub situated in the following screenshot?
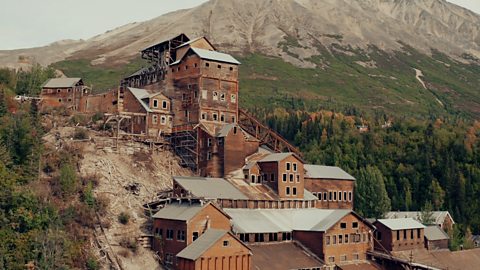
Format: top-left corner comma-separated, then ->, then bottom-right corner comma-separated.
73,128 -> 88,140
119,237 -> 138,253
85,257 -> 99,270
118,212 -> 130,225
59,164 -> 78,196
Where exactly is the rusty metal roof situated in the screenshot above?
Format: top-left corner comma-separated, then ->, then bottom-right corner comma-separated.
128,87 -> 152,112
304,164 -> 355,180
393,248 -> 480,270
250,242 -> 324,270
338,262 -> 383,270
258,152 -> 294,162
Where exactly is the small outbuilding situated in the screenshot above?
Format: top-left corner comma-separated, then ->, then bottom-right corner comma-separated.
424,225 -> 449,250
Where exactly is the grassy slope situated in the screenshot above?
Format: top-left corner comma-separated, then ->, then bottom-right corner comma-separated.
51,44 -> 480,118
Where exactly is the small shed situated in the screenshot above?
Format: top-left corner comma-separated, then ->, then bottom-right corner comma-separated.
424,225 -> 449,250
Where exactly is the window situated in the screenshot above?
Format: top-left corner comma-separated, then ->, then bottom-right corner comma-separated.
286,187 -> 290,196
177,230 -> 185,241
171,68 -> 175,73
207,152 -> 212,160
344,191 -> 347,201
231,94 -> 236,103
185,65 -> 188,70
233,126 -> 237,134
340,223 -> 347,229
182,93 -> 187,100
411,230 -> 414,239
339,234 -> 343,244
152,115 -> 158,124
153,99 -> 159,108
289,174 -> 294,182
177,67 -> 180,71
207,138 -> 212,147
293,163 -> 297,172
205,62 -> 210,67
345,234 -> 349,244
292,187 -> 297,196
223,240 -> 229,247
230,66 -> 234,71
377,232 -> 382,241
57,89 -> 61,93
217,64 -> 221,69
352,222 -> 358,229
348,192 -> 352,201
232,116 -> 236,123
270,173 -> 275,182
160,116 -> 166,125
353,253 -> 359,260
244,174 -> 248,180
194,63 -> 198,68
269,233 -> 278,241
323,192 -> 327,201
341,255 -> 347,262
212,113 -> 218,121
184,110 -> 188,118
328,257 -> 335,263
282,232 -> 291,241
162,100 -> 167,109
220,114 -> 225,122
282,174 -> 287,182
194,90 -> 198,98
339,191 -> 342,201
220,93 -> 225,101
58,98 -> 62,103
166,229 -> 174,240
255,233 -> 265,242
202,90 -> 207,99
286,162 -> 291,171
251,175 -> 256,183
218,138 -> 224,146
213,91 -> 218,101
201,112 -> 207,120
396,231 -> 400,241
326,236 -> 331,245
329,191 -> 332,201
193,232 -> 199,241
333,235 -> 337,244
417,229 -> 421,238
333,191 -> 337,201
403,230 -> 407,240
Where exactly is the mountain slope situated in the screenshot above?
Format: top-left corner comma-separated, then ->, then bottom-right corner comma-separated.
1,0 -> 480,117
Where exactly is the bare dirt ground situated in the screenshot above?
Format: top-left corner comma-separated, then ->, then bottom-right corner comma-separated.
44,126 -> 192,270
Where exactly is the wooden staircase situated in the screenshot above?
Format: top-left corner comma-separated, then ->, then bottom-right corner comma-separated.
238,109 -> 302,157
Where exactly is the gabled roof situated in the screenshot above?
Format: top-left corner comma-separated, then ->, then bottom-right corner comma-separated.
42,78 -> 82,88
224,208 -> 353,233
424,225 -> 449,241
304,164 -> 355,181
385,211 -> 455,225
258,152 -> 295,163
153,201 -> 229,221
142,33 -> 190,53
152,203 -> 203,221
127,87 -> 152,112
171,47 -> 240,66
376,218 -> 426,230
174,176 -> 248,200
243,161 -> 259,170
175,36 -> 216,51
177,229 -> 228,260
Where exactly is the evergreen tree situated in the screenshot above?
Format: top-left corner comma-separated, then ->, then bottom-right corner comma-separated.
419,201 -> 435,225
0,89 -> 7,116
354,166 -> 391,218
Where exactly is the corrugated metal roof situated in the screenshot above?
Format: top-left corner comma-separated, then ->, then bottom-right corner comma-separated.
191,47 -> 240,65
376,218 -> 426,230
128,87 -> 152,112
250,242 -> 324,270
224,208 -> 351,233
176,229 -> 228,260
174,176 -> 248,200
304,164 -> 355,181
424,225 -> 449,241
216,123 -> 236,137
243,161 -> 258,170
258,152 -> 293,163
42,78 -> 82,88
385,211 -> 455,225
152,203 -> 203,221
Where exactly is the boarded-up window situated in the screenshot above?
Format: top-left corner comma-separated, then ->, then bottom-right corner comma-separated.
152,115 -> 158,124
202,90 -> 207,99
213,91 -> 218,101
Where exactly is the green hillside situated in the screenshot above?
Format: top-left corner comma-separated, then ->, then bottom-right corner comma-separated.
51,43 -> 480,119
